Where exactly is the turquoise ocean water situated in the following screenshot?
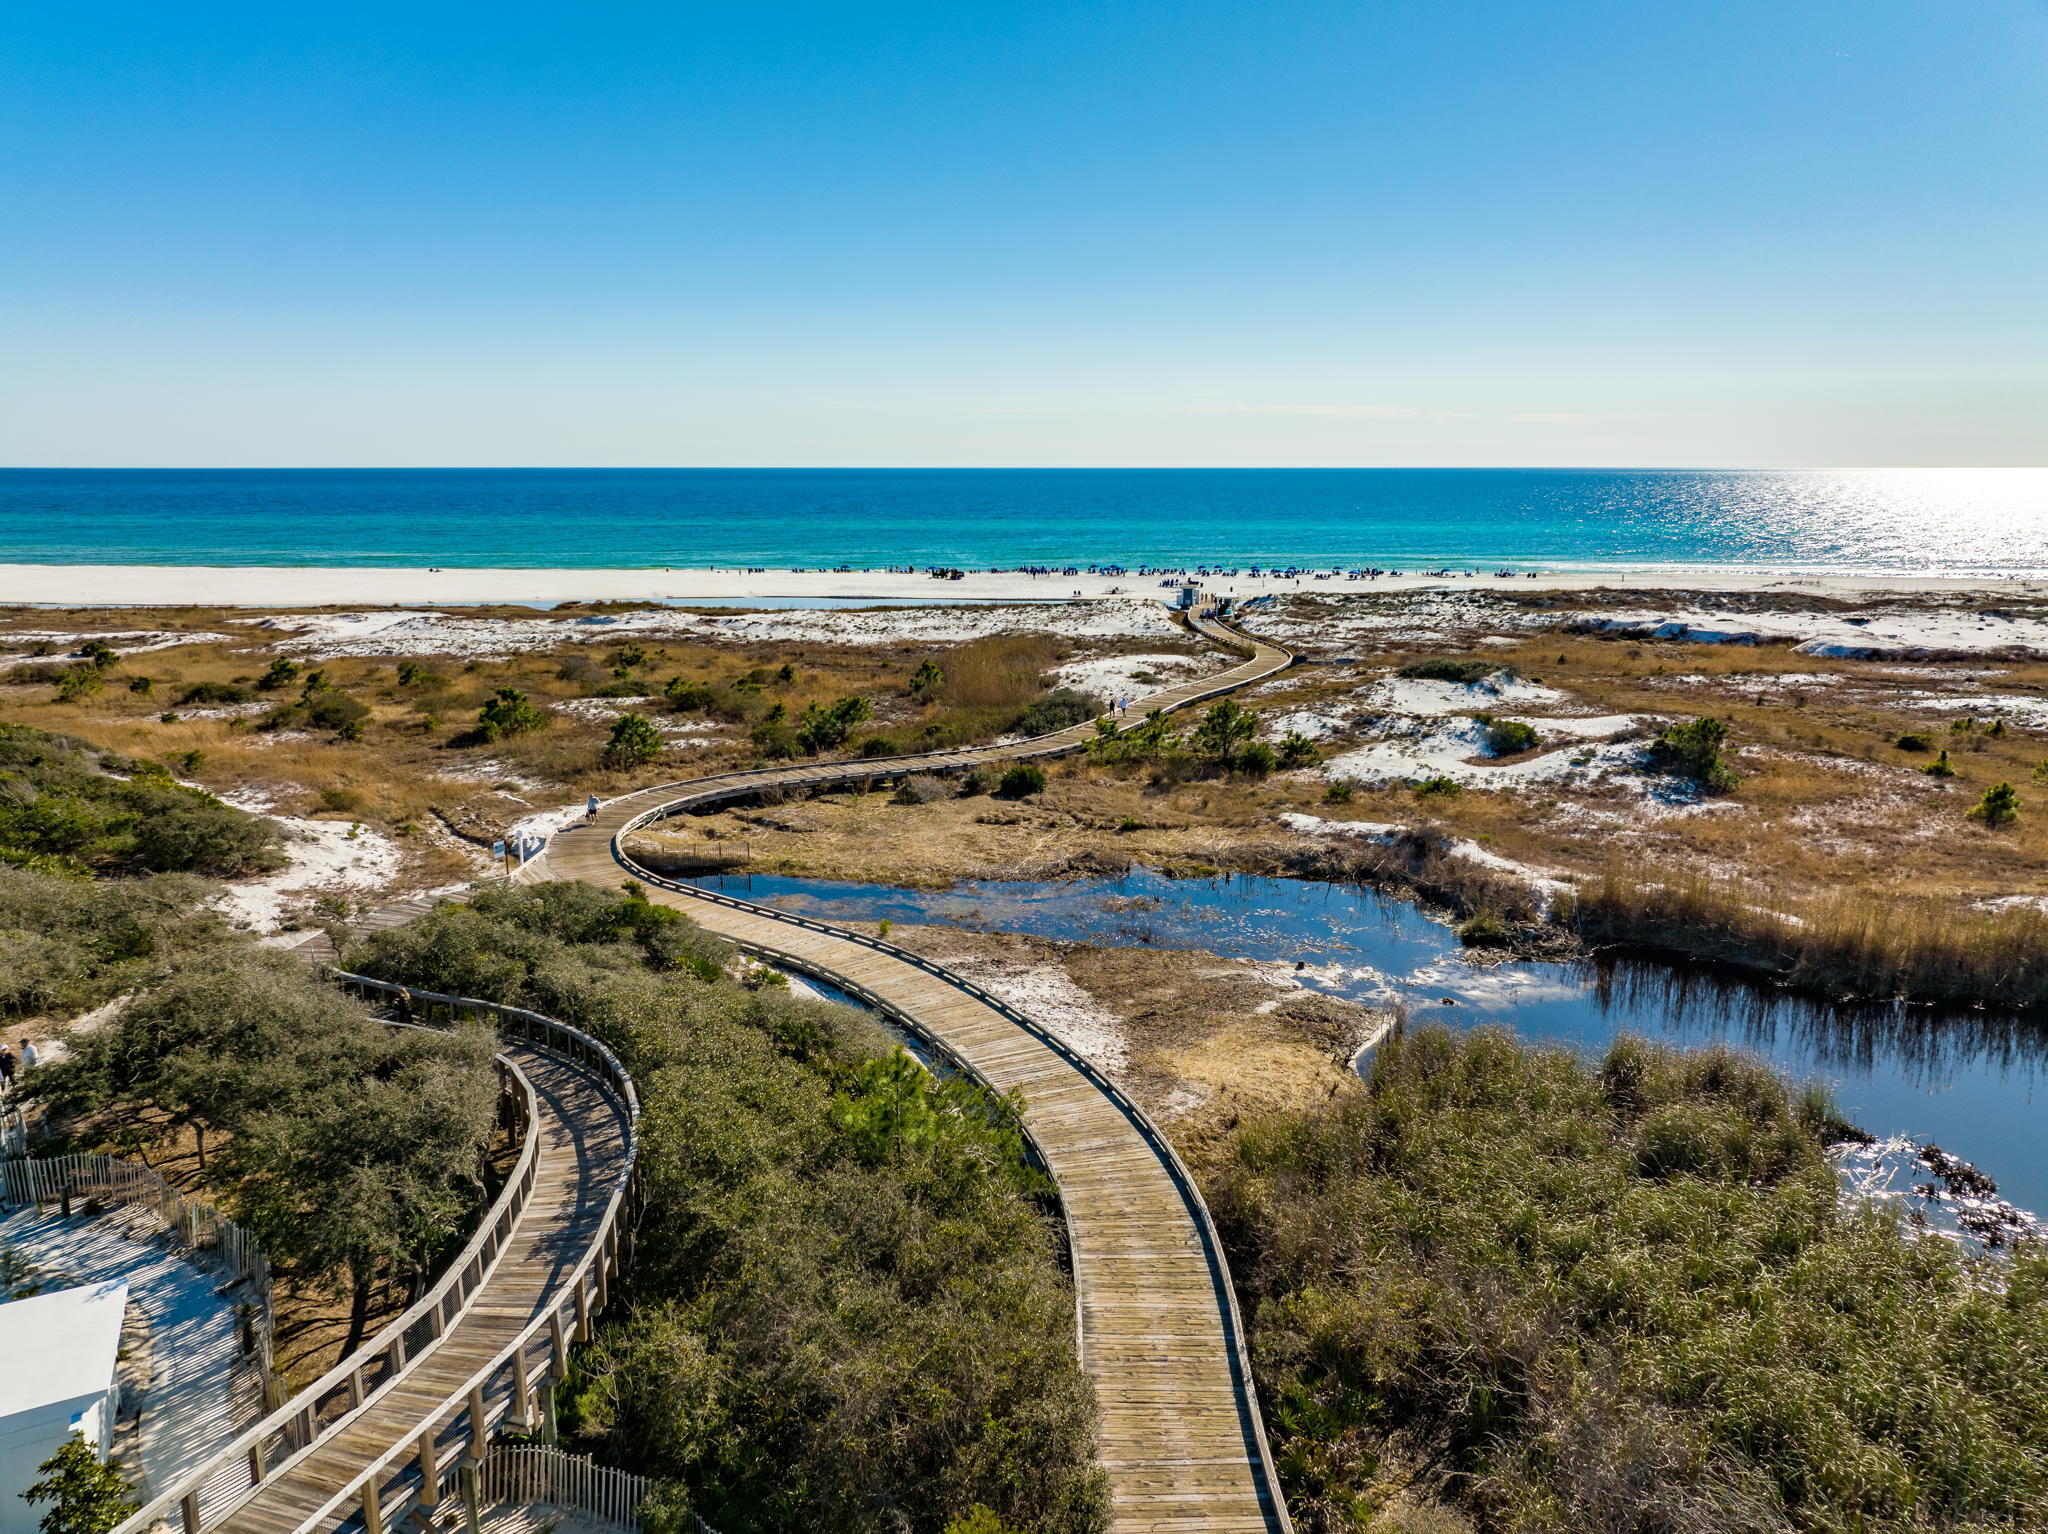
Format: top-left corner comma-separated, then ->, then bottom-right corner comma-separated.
2,468 -> 2044,571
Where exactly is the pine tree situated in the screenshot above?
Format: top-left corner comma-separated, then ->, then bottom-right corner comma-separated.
602,712 -> 664,769
1969,781 -> 2021,828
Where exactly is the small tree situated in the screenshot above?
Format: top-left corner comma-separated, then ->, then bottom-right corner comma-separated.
56,667 -> 104,702
1969,781 -> 2020,828
1925,750 -> 1957,779
1192,700 -> 1256,759
997,763 -> 1046,798
1277,732 -> 1322,769
1231,741 -> 1278,778
126,675 -> 153,696
603,713 -> 664,769
78,640 -> 118,670
477,688 -> 548,740
909,658 -> 944,698
24,1434 -> 137,1534
796,696 -> 872,754
256,658 -> 300,691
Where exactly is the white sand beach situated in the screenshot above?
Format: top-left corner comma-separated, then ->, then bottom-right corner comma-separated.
2,560 -> 2048,611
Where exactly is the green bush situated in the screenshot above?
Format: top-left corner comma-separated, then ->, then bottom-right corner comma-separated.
1016,688 -> 1103,736
1412,775 -> 1463,799
961,764 -> 999,796
178,681 -> 248,706
1277,732 -> 1322,769
858,735 -> 897,757
78,639 -> 119,671
24,1433 -> 137,1534
1894,731 -> 1933,752
1644,716 -> 1737,792
797,696 -> 872,754
751,721 -> 799,759
1323,779 -> 1356,804
475,687 -> 549,740
1211,1027 -> 2048,1534
1925,749 -> 1958,779
1969,780 -> 2021,827
127,675 -> 153,696
665,677 -> 715,712
893,775 -> 949,805
256,658 -> 300,691
603,713 -> 665,769
0,725 -> 280,877
1483,718 -> 1539,756
997,763 -> 1046,798
1231,741 -> 1278,777
1397,657 -> 1512,684
57,667 -> 106,702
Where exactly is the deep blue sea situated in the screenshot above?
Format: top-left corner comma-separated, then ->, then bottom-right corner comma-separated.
2,467 -> 2044,571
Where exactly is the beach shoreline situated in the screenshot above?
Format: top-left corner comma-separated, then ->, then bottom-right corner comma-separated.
4,561 -> 2048,609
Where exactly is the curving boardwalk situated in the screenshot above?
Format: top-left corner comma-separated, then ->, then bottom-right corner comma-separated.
535,612 -> 1298,1534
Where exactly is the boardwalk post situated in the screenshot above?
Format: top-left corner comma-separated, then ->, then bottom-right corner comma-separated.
468,1381 -> 490,1447
548,1309 -> 569,1377
458,1454 -> 481,1534
247,1437 -> 266,1483
361,1473 -> 384,1534
179,1491 -> 200,1534
536,1379 -> 558,1446
418,1427 -> 442,1502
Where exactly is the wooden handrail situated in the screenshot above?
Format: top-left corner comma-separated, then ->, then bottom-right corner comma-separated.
114,1045 -> 544,1534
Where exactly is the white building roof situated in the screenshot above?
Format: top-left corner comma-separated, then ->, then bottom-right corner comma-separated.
0,1281 -> 128,1417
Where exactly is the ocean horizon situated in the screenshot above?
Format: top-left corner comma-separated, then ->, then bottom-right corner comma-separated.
4,467 -> 2045,574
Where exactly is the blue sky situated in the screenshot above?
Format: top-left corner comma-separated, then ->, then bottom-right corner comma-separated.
2,0 -> 2043,467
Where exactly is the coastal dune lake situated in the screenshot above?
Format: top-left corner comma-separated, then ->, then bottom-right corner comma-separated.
692,866 -> 2048,1227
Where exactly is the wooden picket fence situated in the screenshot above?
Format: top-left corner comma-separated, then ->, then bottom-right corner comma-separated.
481,1446 -> 654,1532
0,1151 -> 274,1372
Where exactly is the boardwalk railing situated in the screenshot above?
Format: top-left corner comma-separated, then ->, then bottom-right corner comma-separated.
590,612 -> 1298,1534
480,1447 -> 652,1532
1,1102 -> 33,1157
274,977 -> 641,1534
111,1041 -> 546,1534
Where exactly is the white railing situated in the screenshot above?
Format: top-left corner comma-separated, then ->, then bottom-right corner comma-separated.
481,1446 -> 652,1532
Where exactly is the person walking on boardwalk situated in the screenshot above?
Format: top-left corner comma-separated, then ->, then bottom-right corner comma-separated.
586,793 -> 600,823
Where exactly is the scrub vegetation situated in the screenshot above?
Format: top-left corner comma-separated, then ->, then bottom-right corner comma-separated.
1210,1025 -> 2048,1534
345,882 -> 1107,1534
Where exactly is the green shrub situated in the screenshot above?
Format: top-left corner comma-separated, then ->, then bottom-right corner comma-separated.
318,787 -> 367,814
1277,732 -> 1322,770
1231,741 -> 1278,777
1969,780 -> 2021,827
664,677 -> 716,712
57,667 -> 105,702
1644,716 -> 1737,792
1925,749 -> 1957,778
1192,700 -> 1256,757
78,639 -> 119,671
1397,657 -> 1511,684
1323,779 -> 1356,804
1483,717 -> 1539,756
1016,688 -> 1102,736
178,681 -> 248,706
961,764 -> 999,796
127,675 -> 153,696
476,687 -> 549,740
909,658 -> 944,698
1211,1027 -> 2048,1534
858,735 -> 897,757
997,763 -> 1047,798
796,696 -> 872,754
1456,910 -> 1511,946
24,1433 -> 137,1534
256,658 -> 300,691
1413,775 -> 1463,798
603,713 -> 665,769
750,721 -> 797,759
1895,731 -> 1933,752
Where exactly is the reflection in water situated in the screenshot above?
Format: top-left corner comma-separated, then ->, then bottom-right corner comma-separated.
690,866 -> 2047,1221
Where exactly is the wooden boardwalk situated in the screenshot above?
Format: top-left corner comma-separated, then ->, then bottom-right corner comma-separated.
538,611 -> 1297,1534
210,1043 -> 630,1534
130,607 -> 1292,1534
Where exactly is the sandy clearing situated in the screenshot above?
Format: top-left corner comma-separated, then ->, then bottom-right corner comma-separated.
1048,652 -> 1214,696
213,808 -> 407,934
912,950 -> 1130,1073
1355,674 -> 1569,714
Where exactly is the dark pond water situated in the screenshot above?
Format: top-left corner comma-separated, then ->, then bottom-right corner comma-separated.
693,866 -> 2048,1224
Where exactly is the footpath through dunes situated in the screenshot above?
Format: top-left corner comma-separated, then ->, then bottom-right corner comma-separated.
537,612 -> 1298,1534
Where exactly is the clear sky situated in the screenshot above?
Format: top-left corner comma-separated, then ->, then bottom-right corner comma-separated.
2,0 -> 2043,468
